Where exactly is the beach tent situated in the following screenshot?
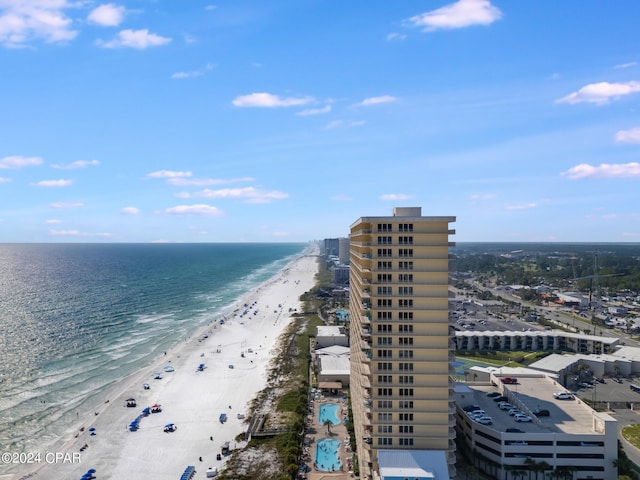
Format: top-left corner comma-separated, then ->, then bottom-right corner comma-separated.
163,365 -> 175,372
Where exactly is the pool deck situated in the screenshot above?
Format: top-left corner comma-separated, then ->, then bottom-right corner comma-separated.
301,392 -> 354,480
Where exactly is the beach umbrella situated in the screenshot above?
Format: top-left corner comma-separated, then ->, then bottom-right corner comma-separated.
86,469 -> 96,474
164,423 -> 174,428
88,427 -> 96,431
126,397 -> 135,401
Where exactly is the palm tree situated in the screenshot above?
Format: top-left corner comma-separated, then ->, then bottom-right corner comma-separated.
323,419 -> 332,434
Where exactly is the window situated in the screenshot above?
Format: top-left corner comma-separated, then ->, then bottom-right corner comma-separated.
377,312 -> 392,320
399,376 -> 414,384
377,362 -> 392,371
377,413 -> 393,422
377,438 -> 393,446
377,273 -> 393,283
398,337 -> 414,345
399,350 -> 413,358
399,413 -> 414,421
399,425 -> 413,433
377,286 -> 393,295
399,388 -> 414,397
377,349 -> 392,358
378,299 -> 392,307
398,286 -> 413,296
377,248 -> 392,257
399,438 -> 414,446
377,337 -> 392,346
399,261 -> 413,270
377,425 -> 393,433
398,324 -> 413,333
377,388 -> 393,396
377,261 -> 392,270
398,248 -> 413,258
377,236 -> 392,245
377,375 -> 393,383
398,236 -> 413,245
398,274 -> 413,283
377,223 -> 392,232
378,400 -> 393,408
377,324 -> 393,333
398,299 -> 413,308
399,363 -> 414,371
398,312 -> 413,320
399,401 -> 414,409
398,223 -> 413,233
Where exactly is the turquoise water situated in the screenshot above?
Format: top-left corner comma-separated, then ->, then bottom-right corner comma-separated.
315,438 -> 341,472
318,403 -> 340,426
0,243 -> 307,459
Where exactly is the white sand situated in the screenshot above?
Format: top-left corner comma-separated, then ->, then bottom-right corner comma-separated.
13,250 -> 318,480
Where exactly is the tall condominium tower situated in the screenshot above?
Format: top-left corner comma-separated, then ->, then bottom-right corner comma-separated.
349,207 -> 456,479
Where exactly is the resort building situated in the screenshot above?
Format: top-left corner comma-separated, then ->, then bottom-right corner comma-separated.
349,207 -> 456,479
456,374 -> 617,480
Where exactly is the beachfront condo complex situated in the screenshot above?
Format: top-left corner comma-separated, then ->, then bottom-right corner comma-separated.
349,207 -> 456,479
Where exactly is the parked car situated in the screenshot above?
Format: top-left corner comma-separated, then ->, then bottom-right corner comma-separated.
493,395 -> 508,403
553,392 -> 574,400
500,377 -> 518,384
499,403 -> 514,410
514,414 -> 532,422
534,409 -> 550,417
508,409 -> 523,416
506,428 -> 523,433
476,417 -> 493,425
463,404 -> 481,412
486,392 -> 502,398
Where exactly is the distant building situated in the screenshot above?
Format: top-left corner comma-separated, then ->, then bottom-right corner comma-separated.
315,325 -> 348,348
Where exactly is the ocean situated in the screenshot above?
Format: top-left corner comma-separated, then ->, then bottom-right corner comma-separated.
0,243 -> 307,457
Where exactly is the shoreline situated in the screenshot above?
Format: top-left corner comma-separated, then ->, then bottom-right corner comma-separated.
7,248 -> 318,480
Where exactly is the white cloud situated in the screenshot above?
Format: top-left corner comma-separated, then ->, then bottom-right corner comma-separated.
232,93 -> 314,108
555,81 -> 640,105
51,159 -> 100,169
189,186 -> 288,204
164,204 -> 223,216
49,229 -> 112,237
407,0 -> 502,32
50,201 -> 83,208
0,0 -> 78,47
98,29 -> 171,49
380,193 -> 412,201
325,120 -> 366,129
167,176 -> 253,186
386,32 -> 407,41
355,95 -> 397,107
615,61 -> 637,69
615,127 -> 640,144
0,177 -> 12,183
204,5 -> 217,11
147,170 -> 192,179
30,179 -> 73,187
87,4 -> 125,27
297,105 -> 331,116
505,203 -> 537,210
0,155 -> 43,169
120,206 -> 140,215
561,162 -> 640,179
44,219 -> 62,224
171,63 -> 214,79
470,193 -> 497,200
272,231 -> 289,237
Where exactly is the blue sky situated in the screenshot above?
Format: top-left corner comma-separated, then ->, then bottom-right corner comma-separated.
1,0 -> 640,243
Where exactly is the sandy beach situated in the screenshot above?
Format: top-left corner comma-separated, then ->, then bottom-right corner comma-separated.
9,250 -> 318,480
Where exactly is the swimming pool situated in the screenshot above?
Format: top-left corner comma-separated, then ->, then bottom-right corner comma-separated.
315,438 -> 341,472
318,403 -> 340,426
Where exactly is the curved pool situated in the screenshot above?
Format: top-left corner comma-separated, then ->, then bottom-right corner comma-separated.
318,403 -> 340,426
315,438 -> 341,472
